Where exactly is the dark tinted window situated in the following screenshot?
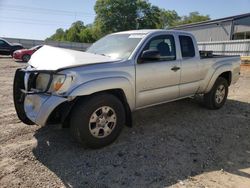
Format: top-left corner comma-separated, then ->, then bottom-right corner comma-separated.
179,36 -> 195,58
143,35 -> 176,61
0,40 -> 8,47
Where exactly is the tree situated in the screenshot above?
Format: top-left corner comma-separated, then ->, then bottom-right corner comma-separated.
47,1 -> 210,42
135,2 -> 162,29
174,11 -> 210,26
47,21 -> 97,43
158,10 -> 180,28
94,0 -> 169,33
47,28 -> 65,41
94,0 -> 138,33
79,27 -> 97,43
64,21 -> 85,42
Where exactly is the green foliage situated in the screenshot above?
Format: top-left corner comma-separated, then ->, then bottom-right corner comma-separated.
47,1 -> 210,43
47,28 -> 65,41
158,10 -> 180,28
79,27 -> 96,43
94,0 -> 169,32
64,21 -> 85,42
94,0 -> 138,33
136,3 -> 162,29
174,11 -> 210,26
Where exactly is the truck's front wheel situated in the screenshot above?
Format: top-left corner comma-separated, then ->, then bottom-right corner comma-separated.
204,77 -> 229,109
70,93 -> 125,148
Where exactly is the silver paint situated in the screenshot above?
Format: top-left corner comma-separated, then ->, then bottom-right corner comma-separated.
22,30 -> 241,126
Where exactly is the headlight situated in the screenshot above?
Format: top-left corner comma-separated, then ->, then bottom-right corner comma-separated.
50,75 -> 66,92
36,73 -> 51,92
49,74 -> 73,94
35,73 -> 73,94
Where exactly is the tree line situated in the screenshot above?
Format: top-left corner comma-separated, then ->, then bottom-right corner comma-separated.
47,0 -> 210,43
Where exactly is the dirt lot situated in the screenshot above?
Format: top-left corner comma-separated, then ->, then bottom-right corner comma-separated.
0,57 -> 250,188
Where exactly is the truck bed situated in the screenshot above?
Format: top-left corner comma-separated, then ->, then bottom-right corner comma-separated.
199,50 -> 240,59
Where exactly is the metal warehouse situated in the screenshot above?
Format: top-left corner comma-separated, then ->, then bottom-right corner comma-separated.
171,13 -> 250,42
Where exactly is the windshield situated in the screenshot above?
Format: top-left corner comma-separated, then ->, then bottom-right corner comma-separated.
86,33 -> 145,60
1,39 -> 11,45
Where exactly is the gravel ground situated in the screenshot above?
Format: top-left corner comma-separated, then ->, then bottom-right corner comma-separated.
0,57 -> 250,188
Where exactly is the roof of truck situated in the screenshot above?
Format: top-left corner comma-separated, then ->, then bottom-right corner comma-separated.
114,29 -> 191,35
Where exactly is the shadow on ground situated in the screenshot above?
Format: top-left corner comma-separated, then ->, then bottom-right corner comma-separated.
33,98 -> 250,187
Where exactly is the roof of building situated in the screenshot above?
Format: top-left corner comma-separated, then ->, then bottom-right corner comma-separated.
171,12 -> 250,29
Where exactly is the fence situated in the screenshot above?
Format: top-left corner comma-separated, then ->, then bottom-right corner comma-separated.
3,37 -> 92,51
198,39 -> 250,56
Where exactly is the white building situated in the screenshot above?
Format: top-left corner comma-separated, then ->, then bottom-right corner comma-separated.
171,13 -> 250,42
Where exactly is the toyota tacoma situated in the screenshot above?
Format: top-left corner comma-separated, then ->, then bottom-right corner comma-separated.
13,30 -> 241,148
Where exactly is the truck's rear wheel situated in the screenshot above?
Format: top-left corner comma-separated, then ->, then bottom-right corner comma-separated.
70,93 -> 125,148
204,77 -> 228,109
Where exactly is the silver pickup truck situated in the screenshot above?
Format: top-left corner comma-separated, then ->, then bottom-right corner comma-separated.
13,29 -> 240,148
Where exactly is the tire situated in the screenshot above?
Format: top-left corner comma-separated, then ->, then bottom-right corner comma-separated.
204,77 -> 229,109
70,93 -> 125,148
22,54 -> 31,62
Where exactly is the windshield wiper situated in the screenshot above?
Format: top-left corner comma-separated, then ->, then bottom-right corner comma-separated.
100,53 -> 111,57
91,52 -> 111,58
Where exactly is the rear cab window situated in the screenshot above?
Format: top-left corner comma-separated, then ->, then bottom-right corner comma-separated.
179,35 -> 195,58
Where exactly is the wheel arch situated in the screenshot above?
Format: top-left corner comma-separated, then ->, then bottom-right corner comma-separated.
205,65 -> 232,93
51,78 -> 135,127
49,77 -> 135,127
51,89 -> 133,128
69,77 -> 135,110
84,89 -> 133,127
218,71 -> 232,85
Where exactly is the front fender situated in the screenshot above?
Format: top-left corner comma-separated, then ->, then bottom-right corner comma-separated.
205,64 -> 232,93
68,77 -> 135,110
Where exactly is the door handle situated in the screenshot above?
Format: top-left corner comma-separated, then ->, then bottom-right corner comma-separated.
171,66 -> 180,72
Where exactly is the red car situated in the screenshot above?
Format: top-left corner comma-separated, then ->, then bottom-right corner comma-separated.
13,45 -> 43,62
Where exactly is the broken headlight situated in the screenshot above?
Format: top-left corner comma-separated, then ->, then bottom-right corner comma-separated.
35,73 -> 73,94
35,73 -> 51,92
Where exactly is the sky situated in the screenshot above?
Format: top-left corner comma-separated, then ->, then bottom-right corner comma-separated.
0,0 -> 250,40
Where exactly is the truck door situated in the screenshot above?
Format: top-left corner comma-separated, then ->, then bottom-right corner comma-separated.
135,34 -> 181,108
178,35 -> 201,97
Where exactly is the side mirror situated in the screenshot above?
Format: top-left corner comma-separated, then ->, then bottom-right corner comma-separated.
141,50 -> 160,61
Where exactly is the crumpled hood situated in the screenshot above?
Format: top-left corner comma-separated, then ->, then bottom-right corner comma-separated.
28,45 -> 119,70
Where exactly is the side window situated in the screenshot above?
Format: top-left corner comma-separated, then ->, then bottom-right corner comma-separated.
142,35 -> 176,61
179,35 -> 195,58
0,40 -> 8,47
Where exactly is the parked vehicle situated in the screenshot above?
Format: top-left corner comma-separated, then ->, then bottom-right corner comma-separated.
13,30 -> 241,148
13,45 -> 43,62
0,38 -> 23,56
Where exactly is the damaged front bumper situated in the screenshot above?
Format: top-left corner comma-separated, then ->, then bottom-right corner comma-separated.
24,94 -> 67,126
13,68 -> 69,126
